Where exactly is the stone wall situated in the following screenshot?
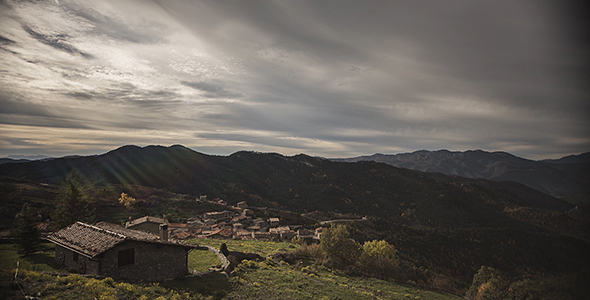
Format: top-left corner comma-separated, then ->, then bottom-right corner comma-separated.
54,245 -> 100,276
99,241 -> 189,281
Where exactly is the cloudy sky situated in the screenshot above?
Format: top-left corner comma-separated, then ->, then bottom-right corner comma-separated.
0,0 -> 588,159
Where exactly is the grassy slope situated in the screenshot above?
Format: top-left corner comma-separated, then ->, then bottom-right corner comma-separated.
0,240 -> 462,300
189,238 -> 462,300
232,259 -> 461,300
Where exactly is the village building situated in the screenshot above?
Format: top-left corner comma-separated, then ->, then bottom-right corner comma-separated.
213,198 -> 227,206
269,218 -> 280,227
315,227 -> 323,239
252,218 -> 267,228
246,225 -> 261,232
236,201 -> 248,209
252,231 -> 271,240
125,216 -> 168,235
203,219 -> 217,225
242,208 -> 254,216
268,231 -> 280,241
203,210 -> 234,222
297,229 -> 314,238
280,230 -> 297,241
275,226 -> 291,232
172,231 -> 192,240
234,229 -> 252,240
186,218 -> 203,227
230,215 -> 250,225
47,222 -> 196,282
233,223 -> 243,230
204,227 -> 233,239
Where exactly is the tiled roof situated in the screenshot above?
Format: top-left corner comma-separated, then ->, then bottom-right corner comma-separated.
204,228 -> 233,238
126,216 -> 166,227
47,222 -> 195,258
168,223 -> 187,228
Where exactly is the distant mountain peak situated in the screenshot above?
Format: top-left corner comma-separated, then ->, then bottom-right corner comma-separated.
332,149 -> 589,200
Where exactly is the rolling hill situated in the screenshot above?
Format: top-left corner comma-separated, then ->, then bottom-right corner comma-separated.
332,150 -> 590,201
0,145 -> 587,289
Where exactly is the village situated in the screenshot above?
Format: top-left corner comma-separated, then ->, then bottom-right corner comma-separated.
125,196 -> 323,243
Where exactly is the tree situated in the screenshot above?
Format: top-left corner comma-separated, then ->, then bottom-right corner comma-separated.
358,240 -> 400,279
118,192 -> 136,209
466,266 -> 509,300
51,169 -> 94,230
362,240 -> 399,264
320,224 -> 361,268
15,203 -> 41,256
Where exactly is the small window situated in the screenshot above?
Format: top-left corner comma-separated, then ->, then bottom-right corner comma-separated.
118,248 -> 135,267
73,252 -> 79,263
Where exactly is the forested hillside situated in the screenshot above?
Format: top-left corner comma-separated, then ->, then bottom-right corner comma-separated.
0,145 -> 587,294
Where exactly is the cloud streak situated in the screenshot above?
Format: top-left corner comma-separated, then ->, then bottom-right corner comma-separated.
0,0 -> 588,159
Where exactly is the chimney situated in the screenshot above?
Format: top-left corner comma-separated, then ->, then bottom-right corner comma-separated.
159,224 -> 168,241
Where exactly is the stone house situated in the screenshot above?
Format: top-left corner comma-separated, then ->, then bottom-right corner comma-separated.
252,231 -> 271,240
297,229 -> 314,238
236,201 -> 248,209
125,216 -> 167,235
280,230 -> 297,241
230,215 -> 250,225
203,210 -> 234,221
269,218 -> 280,227
204,228 -> 233,239
47,222 -> 196,282
214,198 -> 227,206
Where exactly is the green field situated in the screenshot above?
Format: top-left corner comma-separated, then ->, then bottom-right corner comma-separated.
189,248 -> 223,272
189,238 -> 294,256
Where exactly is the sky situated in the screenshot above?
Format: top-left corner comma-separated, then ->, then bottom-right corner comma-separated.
0,0 -> 588,160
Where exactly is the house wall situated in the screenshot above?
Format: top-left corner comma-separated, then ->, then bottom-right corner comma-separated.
55,245 -> 100,276
99,241 -> 189,281
127,222 -> 161,235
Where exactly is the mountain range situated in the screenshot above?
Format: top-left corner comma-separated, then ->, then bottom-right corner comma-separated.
0,145 -> 588,284
332,150 -> 590,202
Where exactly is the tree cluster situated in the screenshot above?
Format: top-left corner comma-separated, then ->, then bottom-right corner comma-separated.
466,265 -> 589,300
283,224 -> 402,281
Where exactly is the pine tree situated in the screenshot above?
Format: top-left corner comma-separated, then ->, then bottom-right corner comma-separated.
15,203 -> 41,256
51,169 -> 94,230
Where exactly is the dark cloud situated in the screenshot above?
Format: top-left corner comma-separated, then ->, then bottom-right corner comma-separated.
181,81 -> 242,99
0,35 -> 16,45
22,25 -> 93,59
